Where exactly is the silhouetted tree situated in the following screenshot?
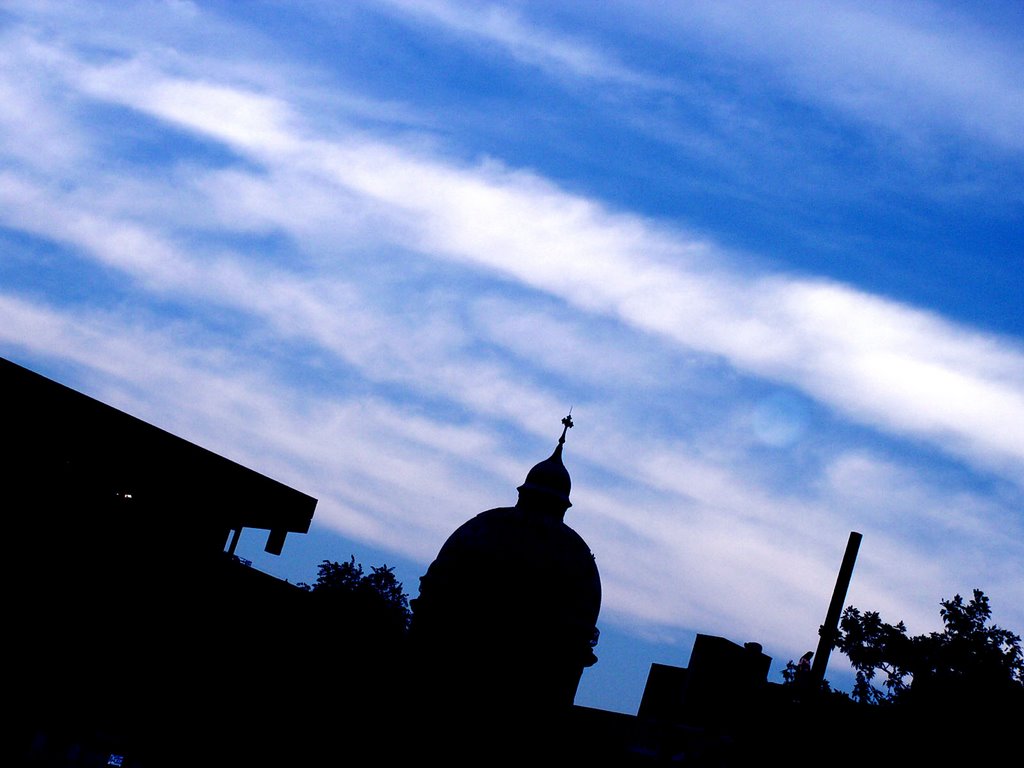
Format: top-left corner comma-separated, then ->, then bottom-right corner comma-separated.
301,555 -> 365,593
292,557 -> 414,763
774,590 -> 1022,764
835,588 -> 1023,706
299,556 -> 411,639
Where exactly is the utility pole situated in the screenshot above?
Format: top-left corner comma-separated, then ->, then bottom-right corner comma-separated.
810,531 -> 862,689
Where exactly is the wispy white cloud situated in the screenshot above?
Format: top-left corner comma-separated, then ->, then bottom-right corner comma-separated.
0,32 -> 91,171
635,0 -> 1024,153
120,77 -> 1024,472
376,0 -> 673,91
21,43 -> 1024,480
362,0 -> 1024,157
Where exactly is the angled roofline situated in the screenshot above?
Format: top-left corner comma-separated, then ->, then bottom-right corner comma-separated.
2,356 -> 317,542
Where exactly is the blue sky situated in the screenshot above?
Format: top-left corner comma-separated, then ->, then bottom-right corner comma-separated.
2,0 -> 1022,714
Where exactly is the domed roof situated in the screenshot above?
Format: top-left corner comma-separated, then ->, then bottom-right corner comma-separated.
517,414 -> 573,507
409,411 -> 601,719
414,504 -> 601,665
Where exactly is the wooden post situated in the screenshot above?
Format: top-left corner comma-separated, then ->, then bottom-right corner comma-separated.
810,531 -> 862,689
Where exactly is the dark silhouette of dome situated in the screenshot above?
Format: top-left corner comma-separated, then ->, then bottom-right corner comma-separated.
408,414 -> 601,753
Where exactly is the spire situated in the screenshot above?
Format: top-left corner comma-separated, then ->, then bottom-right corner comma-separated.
517,412 -> 574,508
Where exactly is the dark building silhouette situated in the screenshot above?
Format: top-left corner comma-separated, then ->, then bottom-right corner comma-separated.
5,357 -> 319,767
625,635 -> 777,764
638,635 -> 772,727
407,414 -> 602,757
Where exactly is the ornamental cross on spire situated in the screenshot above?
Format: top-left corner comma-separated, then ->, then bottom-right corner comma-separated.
559,410 -> 574,445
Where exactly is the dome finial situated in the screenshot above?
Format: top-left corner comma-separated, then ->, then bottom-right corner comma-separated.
559,408 -> 573,445
516,410 -> 575,508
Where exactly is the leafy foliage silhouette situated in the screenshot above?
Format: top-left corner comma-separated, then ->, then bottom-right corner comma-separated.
299,556 -> 412,640
835,588 -> 1023,705
775,589 -> 1022,764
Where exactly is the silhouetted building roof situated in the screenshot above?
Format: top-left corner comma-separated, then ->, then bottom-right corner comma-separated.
638,634 -> 772,727
5,356 -> 320,767
3,356 -> 315,555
